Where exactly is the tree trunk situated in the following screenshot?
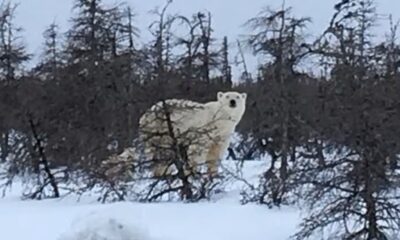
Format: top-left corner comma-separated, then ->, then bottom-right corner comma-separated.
29,118 -> 60,198
1,132 -> 9,162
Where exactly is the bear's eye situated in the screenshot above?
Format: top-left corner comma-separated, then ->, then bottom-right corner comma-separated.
225,95 -> 229,99
236,96 -> 240,99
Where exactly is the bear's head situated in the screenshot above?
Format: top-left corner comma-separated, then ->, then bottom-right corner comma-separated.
217,91 -> 247,123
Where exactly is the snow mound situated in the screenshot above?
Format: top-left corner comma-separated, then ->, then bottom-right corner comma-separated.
58,207 -> 155,240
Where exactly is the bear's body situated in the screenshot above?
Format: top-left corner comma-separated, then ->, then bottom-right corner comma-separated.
138,91 -> 247,178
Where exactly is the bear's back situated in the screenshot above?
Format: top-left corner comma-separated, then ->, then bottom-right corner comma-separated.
139,98 -> 208,133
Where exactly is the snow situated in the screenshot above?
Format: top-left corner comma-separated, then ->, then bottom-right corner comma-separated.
0,160 -> 301,240
58,209 -> 152,240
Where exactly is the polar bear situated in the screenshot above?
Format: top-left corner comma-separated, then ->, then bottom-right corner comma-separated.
138,91 -> 247,178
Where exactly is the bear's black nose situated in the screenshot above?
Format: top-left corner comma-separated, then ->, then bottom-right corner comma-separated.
230,99 -> 236,108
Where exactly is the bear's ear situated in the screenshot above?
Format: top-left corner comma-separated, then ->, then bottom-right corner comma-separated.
217,91 -> 224,100
241,93 -> 247,100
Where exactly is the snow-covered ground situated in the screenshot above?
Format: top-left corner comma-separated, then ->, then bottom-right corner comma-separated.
0,160 -> 301,240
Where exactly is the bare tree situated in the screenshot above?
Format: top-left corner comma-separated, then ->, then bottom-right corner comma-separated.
220,36 -> 232,85
240,3 -> 311,207
292,1 -> 400,239
148,0 -> 174,78
32,22 -> 64,81
0,1 -> 30,168
234,39 -> 252,84
170,13 -> 202,79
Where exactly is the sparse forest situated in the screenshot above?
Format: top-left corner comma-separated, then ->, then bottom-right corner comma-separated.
1,0 -> 400,239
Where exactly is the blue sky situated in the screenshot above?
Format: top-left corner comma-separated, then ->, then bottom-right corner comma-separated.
13,0 -> 400,78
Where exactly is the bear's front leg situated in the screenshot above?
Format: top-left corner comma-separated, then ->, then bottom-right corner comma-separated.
205,143 -> 223,179
206,138 -> 230,179
184,144 -> 204,176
